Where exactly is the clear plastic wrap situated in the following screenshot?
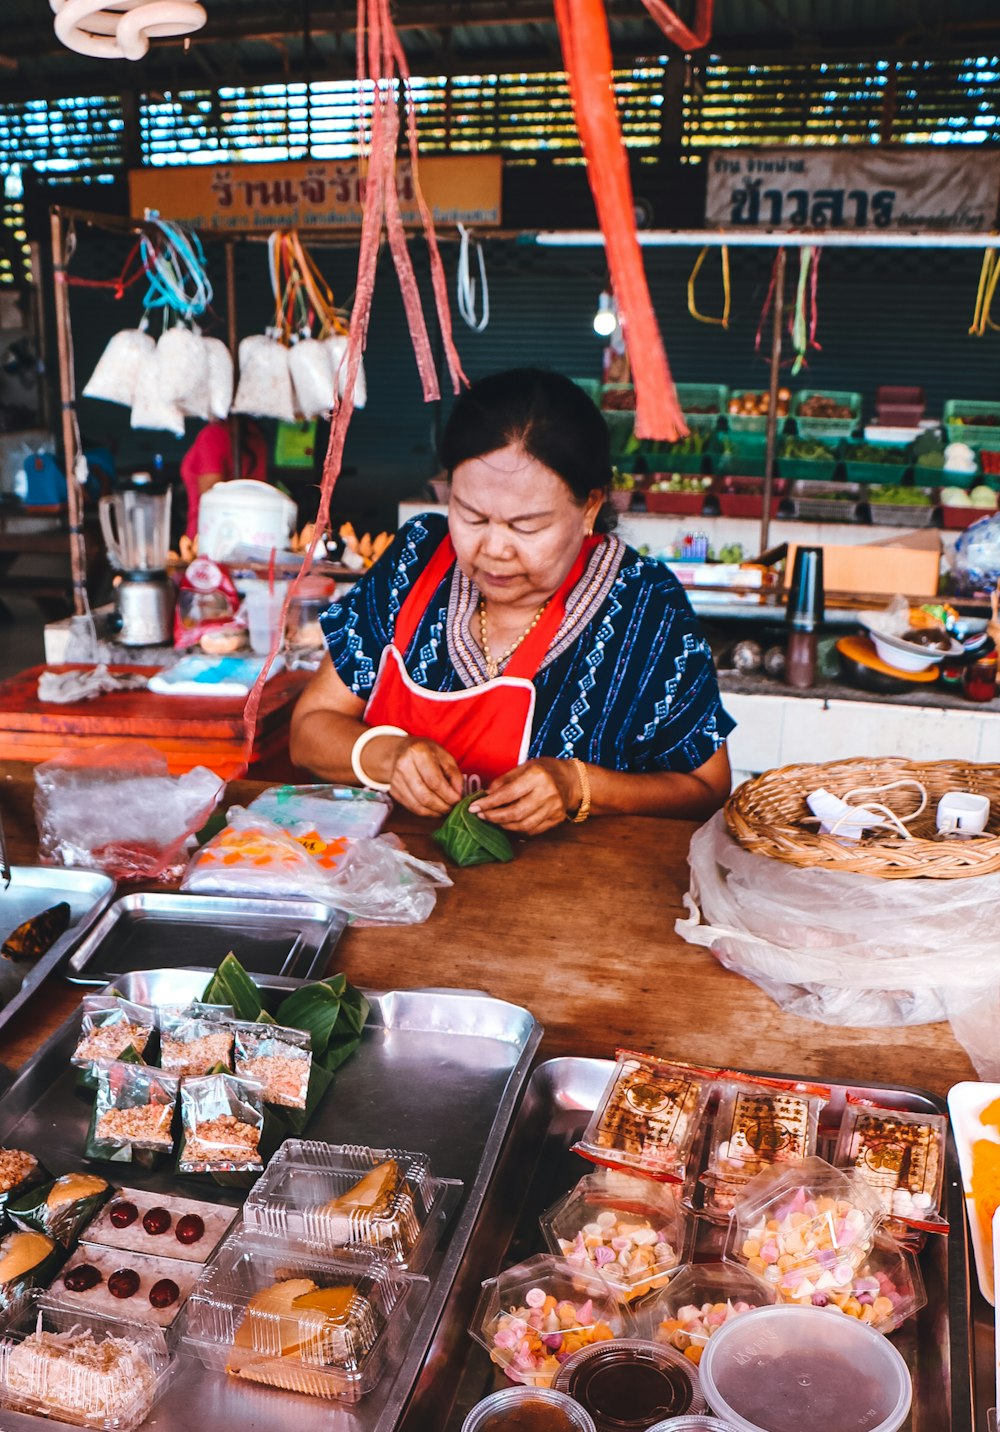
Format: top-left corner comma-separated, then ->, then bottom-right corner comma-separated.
289,337 -> 336,418
72,997 -> 155,1075
181,808 -> 451,924
247,784 -> 392,843
7,1174 -> 111,1249
82,328 -> 155,409
35,744 -> 224,881
633,1261 -> 776,1362
232,1022 -> 312,1110
678,810 -> 1000,1079
232,334 -> 296,422
87,1063 -> 178,1164
178,1072 -> 264,1174
158,1009 -> 235,1080
323,334 -> 367,409
832,1097 -> 948,1238
951,512 -> 1000,595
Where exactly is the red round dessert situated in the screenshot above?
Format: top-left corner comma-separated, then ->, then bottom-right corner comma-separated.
175,1214 -> 205,1245
108,1268 -> 140,1299
142,1207 -> 172,1236
148,1278 -> 180,1309
63,1264 -> 102,1292
109,1201 -> 138,1229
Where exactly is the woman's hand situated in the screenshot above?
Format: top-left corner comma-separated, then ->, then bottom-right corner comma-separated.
470,758 -> 579,834
389,737 -> 464,817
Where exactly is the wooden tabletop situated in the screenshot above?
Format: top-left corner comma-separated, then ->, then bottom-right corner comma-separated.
0,760 -> 977,1099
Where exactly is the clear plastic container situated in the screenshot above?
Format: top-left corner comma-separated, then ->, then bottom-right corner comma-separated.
553,1337 -> 706,1429
832,1098 -> 948,1237
461,1384 -> 597,1431
647,1419 -> 743,1432
633,1262 -> 776,1361
0,1292 -> 173,1432
471,1254 -> 629,1389
572,1051 -> 714,1185
181,1230 -> 413,1402
540,1169 -> 688,1301
698,1304 -> 912,1432
700,1077 -> 827,1221
813,1233 -> 926,1334
729,1157 -> 884,1304
242,1141 -> 448,1269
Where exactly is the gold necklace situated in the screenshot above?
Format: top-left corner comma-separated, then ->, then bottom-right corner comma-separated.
479,596 -> 549,680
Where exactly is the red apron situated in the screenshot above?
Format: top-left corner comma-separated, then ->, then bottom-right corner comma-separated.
364,534 -> 601,788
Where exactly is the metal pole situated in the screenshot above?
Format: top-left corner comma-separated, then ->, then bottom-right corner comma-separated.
50,207 -> 87,617
759,245 -> 786,555
225,240 -> 242,478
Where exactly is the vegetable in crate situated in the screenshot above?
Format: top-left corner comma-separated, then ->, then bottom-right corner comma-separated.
780,437 -> 837,463
1,902 -> 70,963
433,794 -> 514,868
798,395 -> 853,419
869,486 -> 932,506
648,476 -> 711,494
728,389 -> 791,418
846,444 -> 908,467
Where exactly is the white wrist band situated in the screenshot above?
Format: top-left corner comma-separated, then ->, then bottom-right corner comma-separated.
350,724 -> 407,791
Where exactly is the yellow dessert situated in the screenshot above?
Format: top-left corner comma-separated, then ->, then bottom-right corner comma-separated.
0,1231 -> 55,1283
46,1174 -> 108,1211
321,1161 -> 401,1221
226,1277 -> 370,1398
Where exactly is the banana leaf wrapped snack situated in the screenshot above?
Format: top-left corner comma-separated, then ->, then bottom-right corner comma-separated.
86,1062 -> 178,1167
8,1173 -> 112,1248
433,795 -> 514,868
0,1151 -> 49,1232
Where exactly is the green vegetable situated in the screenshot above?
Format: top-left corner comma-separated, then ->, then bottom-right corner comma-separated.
648,475 -> 711,494
845,443 -> 907,466
869,485 -> 932,506
433,794 -> 514,868
916,450 -> 946,469
779,437 -> 837,462
970,486 -> 999,509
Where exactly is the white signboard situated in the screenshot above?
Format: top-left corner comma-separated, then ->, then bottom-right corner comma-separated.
706,148 -> 1000,231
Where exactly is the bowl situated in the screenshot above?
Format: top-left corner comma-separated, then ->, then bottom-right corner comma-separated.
698,1304 -> 912,1432
461,1385 -> 597,1431
863,624 -> 963,673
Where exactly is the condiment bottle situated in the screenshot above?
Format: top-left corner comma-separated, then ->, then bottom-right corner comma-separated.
786,547 -> 824,690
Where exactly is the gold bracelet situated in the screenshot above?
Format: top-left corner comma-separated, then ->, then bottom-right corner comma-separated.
568,757 -> 592,824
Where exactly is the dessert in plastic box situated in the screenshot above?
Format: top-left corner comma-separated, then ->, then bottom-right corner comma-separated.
730,1157 -> 884,1306
461,1384 -> 598,1431
0,1230 -> 58,1311
178,1071 -> 264,1174
572,1052 -> 713,1184
8,1173 -> 111,1248
471,1255 -> 627,1389
833,1096 -> 948,1237
634,1262 -> 776,1364
698,1304 -> 912,1432
552,1337 -> 707,1428
83,1188 -> 238,1264
243,1142 -> 439,1267
810,1232 -> 926,1334
57,1245 -> 202,1328
182,1232 -> 411,1402
72,997 -> 155,1076
86,1063 -> 178,1165
700,1074 -> 828,1220
540,1168 -> 687,1300
0,1294 -> 172,1432
158,1006 -> 235,1080
232,1020 -> 312,1110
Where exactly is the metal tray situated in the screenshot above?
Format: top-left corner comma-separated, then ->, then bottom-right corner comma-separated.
66,893 -> 350,984
0,968 -> 541,1432
0,866 -> 114,1030
401,1057 -> 974,1432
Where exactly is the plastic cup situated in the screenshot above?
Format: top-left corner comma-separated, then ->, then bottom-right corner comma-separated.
243,579 -> 289,654
647,1419 -> 743,1432
698,1304 -> 912,1432
461,1385 -> 596,1431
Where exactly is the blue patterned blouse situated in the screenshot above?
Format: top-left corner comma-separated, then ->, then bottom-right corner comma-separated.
320,514 -> 734,774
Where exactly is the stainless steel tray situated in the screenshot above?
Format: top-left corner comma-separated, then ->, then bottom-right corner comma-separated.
0,968 -> 541,1432
401,1057 -> 974,1432
66,893 -> 350,984
0,866 -> 114,1030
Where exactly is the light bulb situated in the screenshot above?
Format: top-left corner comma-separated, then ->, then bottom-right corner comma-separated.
592,291 -> 618,337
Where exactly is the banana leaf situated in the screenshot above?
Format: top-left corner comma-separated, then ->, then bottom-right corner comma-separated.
433,795 -> 514,867
201,954 -> 263,1022
275,982 -> 343,1054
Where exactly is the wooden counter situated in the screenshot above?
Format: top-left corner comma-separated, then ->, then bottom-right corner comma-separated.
0,760 -> 977,1098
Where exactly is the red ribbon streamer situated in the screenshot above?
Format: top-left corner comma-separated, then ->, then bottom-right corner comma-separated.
639,0 -> 714,51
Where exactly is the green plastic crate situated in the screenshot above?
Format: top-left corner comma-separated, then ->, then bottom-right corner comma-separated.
793,390 -> 862,438
841,444 -> 913,485
725,391 -> 775,434
676,383 -> 728,432
713,450 -> 767,478
603,409 -> 636,460
943,400 -> 1000,449
777,456 -> 839,482
571,377 -> 602,406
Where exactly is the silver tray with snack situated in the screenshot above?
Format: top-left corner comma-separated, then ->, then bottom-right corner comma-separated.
0,968 -> 541,1432
403,1056 -> 975,1432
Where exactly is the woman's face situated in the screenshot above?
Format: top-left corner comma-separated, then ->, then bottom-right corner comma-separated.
449,444 -> 604,610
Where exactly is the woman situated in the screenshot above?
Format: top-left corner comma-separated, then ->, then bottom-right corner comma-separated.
291,369 -> 734,833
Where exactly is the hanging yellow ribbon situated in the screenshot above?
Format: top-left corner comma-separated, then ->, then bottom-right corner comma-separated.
969,246 -> 1000,337
687,244 -> 731,328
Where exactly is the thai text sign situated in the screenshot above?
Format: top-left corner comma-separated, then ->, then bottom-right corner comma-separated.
129,155 -> 502,231
705,148 -> 1000,231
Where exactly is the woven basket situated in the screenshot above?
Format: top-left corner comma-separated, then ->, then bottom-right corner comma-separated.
725,757 -> 1000,879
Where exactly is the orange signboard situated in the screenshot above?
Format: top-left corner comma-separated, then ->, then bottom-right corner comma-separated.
129,155 -> 502,231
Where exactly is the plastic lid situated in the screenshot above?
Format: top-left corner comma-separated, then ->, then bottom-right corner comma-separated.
698,1305 -> 912,1432
646,1419 -> 743,1432
461,1385 -> 597,1432
553,1338 -> 705,1431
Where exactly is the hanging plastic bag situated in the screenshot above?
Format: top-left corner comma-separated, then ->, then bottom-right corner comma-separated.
83,326 -> 155,408
288,336 -> 336,418
677,811 -> 1000,1079
129,345 -> 185,437
156,325 -> 210,420
232,333 -> 297,422
203,336 -> 234,420
34,742 -> 224,880
951,513 -> 1000,596
323,333 -> 367,410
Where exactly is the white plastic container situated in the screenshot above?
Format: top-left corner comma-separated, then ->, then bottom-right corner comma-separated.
198,479 -> 296,562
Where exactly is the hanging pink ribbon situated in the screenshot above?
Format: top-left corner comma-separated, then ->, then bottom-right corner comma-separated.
639,0 -> 714,50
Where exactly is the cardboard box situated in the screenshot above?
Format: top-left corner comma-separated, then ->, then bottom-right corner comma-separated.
784,529 -> 941,601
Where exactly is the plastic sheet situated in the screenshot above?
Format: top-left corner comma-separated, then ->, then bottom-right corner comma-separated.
677,811 -> 1000,1078
951,512 -> 1000,595
129,346 -> 185,437
182,807 -> 451,924
202,336 -> 234,420
155,326 -> 209,419
34,744 -> 224,881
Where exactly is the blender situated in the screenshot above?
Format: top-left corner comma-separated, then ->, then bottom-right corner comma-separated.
99,476 -> 174,646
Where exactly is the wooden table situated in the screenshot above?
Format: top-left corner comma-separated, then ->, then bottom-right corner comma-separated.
0,761 -> 977,1098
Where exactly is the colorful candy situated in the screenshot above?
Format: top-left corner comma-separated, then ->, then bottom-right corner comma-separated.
488,1290 -> 617,1387
656,1297 -> 756,1364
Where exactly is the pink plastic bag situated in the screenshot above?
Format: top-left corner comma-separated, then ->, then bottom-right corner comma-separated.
34,742 -> 224,881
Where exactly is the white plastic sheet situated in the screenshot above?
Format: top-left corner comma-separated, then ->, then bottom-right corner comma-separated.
677,811 -> 1000,1077
288,337 -> 335,418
